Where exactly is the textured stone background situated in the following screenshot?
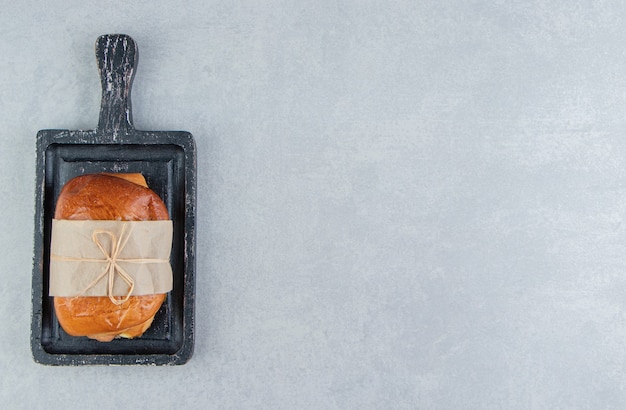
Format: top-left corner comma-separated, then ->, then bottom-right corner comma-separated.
3,0 -> 626,408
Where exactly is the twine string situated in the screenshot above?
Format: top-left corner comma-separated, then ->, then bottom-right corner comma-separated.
50,222 -> 170,305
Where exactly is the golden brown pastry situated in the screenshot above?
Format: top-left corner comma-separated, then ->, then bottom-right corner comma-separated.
53,173 -> 169,342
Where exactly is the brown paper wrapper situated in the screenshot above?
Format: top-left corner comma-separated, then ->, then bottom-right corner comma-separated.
49,219 -> 173,298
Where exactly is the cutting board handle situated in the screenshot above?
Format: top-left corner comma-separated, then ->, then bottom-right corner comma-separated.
96,34 -> 136,134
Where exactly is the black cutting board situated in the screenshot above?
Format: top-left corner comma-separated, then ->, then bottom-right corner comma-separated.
31,34 -> 196,365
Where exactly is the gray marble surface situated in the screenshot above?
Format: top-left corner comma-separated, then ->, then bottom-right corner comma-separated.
3,0 -> 626,408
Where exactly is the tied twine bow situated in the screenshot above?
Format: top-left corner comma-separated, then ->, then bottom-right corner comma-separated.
51,222 -> 170,305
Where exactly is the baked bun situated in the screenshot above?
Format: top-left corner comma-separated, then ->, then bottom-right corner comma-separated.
53,173 -> 169,342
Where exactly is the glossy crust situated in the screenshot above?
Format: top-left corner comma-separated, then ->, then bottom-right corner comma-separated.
53,173 -> 169,342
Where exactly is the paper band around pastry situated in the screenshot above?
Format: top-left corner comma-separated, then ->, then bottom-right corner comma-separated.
49,219 -> 173,302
